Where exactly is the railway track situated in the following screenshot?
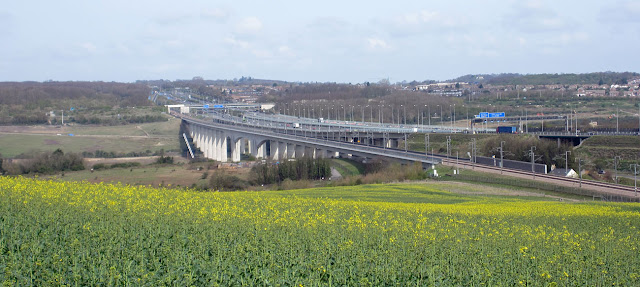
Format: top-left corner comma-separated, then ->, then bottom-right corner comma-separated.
439,157 -> 638,198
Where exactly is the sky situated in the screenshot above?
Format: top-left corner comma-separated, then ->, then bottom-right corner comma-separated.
1,0 -> 638,83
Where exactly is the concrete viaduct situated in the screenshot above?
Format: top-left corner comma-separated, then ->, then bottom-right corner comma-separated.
177,114 -> 441,166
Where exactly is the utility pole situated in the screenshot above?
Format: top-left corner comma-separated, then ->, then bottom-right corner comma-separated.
529,146 -> 537,179
630,163 -> 638,196
565,150 -> 571,170
576,157 -> 583,188
456,151 -> 459,175
471,138 -> 477,169
499,141 -> 505,174
446,136 -> 451,156
404,133 -> 408,153
525,109 -> 528,133
424,134 -> 430,159
617,106 -> 619,134
614,156 -> 622,184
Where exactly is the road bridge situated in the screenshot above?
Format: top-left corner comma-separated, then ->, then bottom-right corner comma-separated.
176,113 -> 442,166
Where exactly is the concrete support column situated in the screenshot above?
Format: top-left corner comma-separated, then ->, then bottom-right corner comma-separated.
280,142 -> 288,160
232,139 -> 241,162
295,145 -> 305,158
249,139 -> 258,158
257,142 -> 266,159
271,140 -> 280,161
287,143 -> 295,159
240,139 -> 247,155
304,146 -> 313,158
204,129 -> 211,159
220,132 -> 226,162
194,126 -> 200,149
212,131 -> 218,160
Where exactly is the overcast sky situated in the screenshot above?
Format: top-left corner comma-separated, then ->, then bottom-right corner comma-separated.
1,0 -> 638,83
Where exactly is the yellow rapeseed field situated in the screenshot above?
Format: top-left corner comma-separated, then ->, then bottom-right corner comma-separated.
1,176 -> 639,285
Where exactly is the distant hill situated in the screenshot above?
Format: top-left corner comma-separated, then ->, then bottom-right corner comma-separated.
450,72 -> 639,86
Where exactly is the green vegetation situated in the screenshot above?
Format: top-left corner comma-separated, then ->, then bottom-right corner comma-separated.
249,158 -> 332,185
0,134 -> 179,158
1,149 -> 84,175
0,81 -> 151,125
331,158 -> 364,177
1,177 -> 639,285
92,162 -> 141,171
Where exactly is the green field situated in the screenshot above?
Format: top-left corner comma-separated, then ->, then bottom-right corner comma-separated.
0,134 -> 179,158
45,165 -> 210,188
0,119 -> 180,158
331,158 -> 364,177
1,177 -> 639,285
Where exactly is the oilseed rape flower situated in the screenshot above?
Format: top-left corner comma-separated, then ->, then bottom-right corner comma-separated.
0,177 -> 639,285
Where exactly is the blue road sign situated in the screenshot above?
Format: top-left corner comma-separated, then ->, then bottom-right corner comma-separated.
203,104 -> 209,109
476,112 -> 505,118
213,104 -> 224,109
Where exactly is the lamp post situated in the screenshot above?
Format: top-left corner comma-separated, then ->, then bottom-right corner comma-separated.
403,104 -> 406,125
453,103 -> 456,128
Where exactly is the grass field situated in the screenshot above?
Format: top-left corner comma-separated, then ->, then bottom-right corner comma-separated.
0,134 -> 179,158
331,158 -> 364,177
45,165 -> 209,188
1,177 -> 638,285
0,118 -> 181,158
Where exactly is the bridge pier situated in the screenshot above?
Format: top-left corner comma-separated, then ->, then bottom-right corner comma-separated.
271,141 -> 280,161
232,138 -> 241,162
257,141 -> 267,159
286,143 -> 295,159
218,133 -> 228,162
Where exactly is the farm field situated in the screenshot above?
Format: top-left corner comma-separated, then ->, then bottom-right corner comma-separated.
1,177 -> 639,285
0,118 -> 181,158
45,164 -> 212,188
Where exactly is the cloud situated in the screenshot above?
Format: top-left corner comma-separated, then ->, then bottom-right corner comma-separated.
366,37 -> 390,50
224,37 -> 249,49
278,45 -> 295,57
236,17 -> 263,34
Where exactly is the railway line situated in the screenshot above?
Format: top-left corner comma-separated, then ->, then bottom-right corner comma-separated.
439,157 -> 638,200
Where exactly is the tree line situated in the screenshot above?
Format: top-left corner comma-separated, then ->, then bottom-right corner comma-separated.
249,157 -> 332,185
452,72 -> 639,86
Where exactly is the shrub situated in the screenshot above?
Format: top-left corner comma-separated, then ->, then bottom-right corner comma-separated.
209,171 -> 248,191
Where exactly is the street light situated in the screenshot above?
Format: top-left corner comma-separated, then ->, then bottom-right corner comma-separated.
403,104 -> 406,125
